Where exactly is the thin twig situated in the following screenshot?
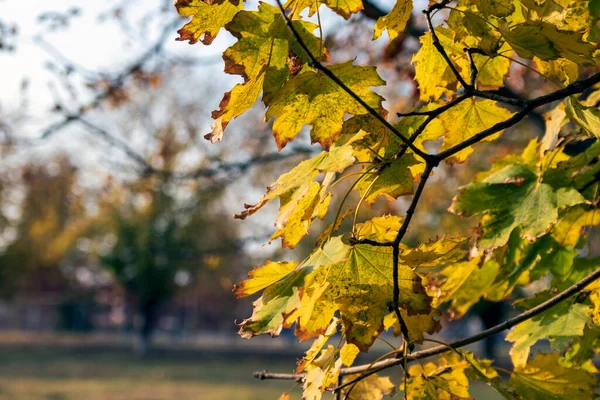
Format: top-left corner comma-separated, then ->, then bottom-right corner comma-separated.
395,94 -> 472,160
464,47 -> 485,88
423,0 -> 469,90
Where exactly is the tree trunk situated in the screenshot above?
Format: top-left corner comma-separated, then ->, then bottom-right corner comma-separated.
136,300 -> 158,357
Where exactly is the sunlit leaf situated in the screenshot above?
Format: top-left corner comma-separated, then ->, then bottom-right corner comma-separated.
175,0 -> 242,45
431,98 -> 514,164
373,0 -> 413,41
266,61 -> 386,149
404,353 -> 471,400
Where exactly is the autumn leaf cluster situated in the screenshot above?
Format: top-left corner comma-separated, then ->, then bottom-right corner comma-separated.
175,0 -> 600,399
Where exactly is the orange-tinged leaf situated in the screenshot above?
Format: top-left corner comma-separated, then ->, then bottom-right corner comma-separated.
296,318 -> 339,373
207,3 -> 327,141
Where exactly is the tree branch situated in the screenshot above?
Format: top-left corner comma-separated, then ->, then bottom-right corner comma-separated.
273,0 -> 432,162
389,161 -> 436,347
423,1 -> 469,90
435,71 -> 600,161
255,265 -> 600,383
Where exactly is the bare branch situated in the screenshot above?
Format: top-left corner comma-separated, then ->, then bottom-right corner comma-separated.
40,19 -> 180,140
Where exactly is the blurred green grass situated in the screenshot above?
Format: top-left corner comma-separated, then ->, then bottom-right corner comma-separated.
0,332 -> 302,400
0,332 -> 503,399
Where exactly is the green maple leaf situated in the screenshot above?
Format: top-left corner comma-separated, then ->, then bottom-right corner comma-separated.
266,61 -> 387,149
506,296 -> 591,368
207,2 -> 327,142
373,0 -> 413,42
508,353 -> 597,399
562,324 -> 600,373
451,163 -> 585,249
175,0 -> 242,45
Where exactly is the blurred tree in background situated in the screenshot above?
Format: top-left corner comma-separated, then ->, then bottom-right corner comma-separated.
0,156 -> 88,298
95,122 -> 243,352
